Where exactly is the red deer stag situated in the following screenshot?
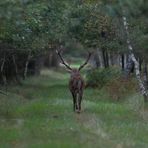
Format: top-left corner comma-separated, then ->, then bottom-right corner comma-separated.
56,50 -> 91,113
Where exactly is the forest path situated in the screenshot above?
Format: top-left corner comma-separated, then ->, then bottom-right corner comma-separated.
0,69 -> 148,148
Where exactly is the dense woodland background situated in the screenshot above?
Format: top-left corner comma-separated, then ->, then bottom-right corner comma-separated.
0,0 -> 148,147
0,0 -> 147,84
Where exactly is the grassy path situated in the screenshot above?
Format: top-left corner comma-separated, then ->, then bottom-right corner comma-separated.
0,70 -> 148,148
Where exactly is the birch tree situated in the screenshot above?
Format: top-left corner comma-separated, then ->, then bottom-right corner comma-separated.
122,12 -> 148,102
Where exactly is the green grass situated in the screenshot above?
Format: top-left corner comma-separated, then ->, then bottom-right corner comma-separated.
0,69 -> 148,148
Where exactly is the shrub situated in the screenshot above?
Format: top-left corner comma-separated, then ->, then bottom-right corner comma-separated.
105,77 -> 138,100
86,67 -> 121,88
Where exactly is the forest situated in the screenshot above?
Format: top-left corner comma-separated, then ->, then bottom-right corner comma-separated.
0,0 -> 148,147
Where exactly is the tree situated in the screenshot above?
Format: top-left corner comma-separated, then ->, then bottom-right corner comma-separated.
0,0 -> 72,82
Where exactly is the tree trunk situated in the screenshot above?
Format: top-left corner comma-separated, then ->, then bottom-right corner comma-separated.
23,52 -> 31,80
144,62 -> 148,97
93,48 -> 104,68
51,50 -> 59,67
102,50 -> 106,68
110,53 -> 116,66
108,52 -> 112,67
121,54 -> 125,70
105,51 -> 109,67
98,48 -> 104,68
0,56 -> 7,87
93,51 -> 100,68
0,55 -> 7,94
102,50 -> 109,68
122,15 -> 148,102
12,55 -> 21,84
44,50 -> 58,68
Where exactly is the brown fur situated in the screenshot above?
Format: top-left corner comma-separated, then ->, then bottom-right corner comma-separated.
56,49 -> 92,113
69,69 -> 85,112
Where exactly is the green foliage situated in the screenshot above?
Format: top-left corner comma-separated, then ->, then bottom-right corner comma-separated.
118,0 -> 148,60
0,0 -> 71,54
68,3 -> 117,49
86,68 -> 121,88
67,0 -> 148,59
0,0 -> 147,58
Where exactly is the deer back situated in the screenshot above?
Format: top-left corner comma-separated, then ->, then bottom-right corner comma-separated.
69,69 -> 84,93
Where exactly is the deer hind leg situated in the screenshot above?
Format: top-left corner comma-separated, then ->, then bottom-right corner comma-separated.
78,91 -> 83,112
75,93 -> 79,112
71,92 -> 77,111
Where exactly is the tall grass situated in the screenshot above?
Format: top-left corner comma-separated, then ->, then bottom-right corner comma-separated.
0,69 -> 147,148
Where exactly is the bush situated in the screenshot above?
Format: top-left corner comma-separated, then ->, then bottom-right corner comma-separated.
86,68 -> 121,88
105,77 -> 138,100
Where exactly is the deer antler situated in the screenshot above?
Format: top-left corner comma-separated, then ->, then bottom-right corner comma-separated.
56,50 -> 72,70
79,52 -> 92,71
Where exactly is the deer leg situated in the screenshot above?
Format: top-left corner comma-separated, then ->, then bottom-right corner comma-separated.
76,93 -> 81,112
78,91 -> 83,112
71,92 -> 76,111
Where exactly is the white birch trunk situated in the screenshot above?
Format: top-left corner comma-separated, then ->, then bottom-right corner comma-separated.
124,54 -> 127,69
144,62 -> 148,90
122,16 -> 148,101
117,54 -> 121,67
97,48 -> 104,68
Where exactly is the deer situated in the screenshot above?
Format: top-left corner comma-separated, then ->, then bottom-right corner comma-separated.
56,49 -> 92,113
